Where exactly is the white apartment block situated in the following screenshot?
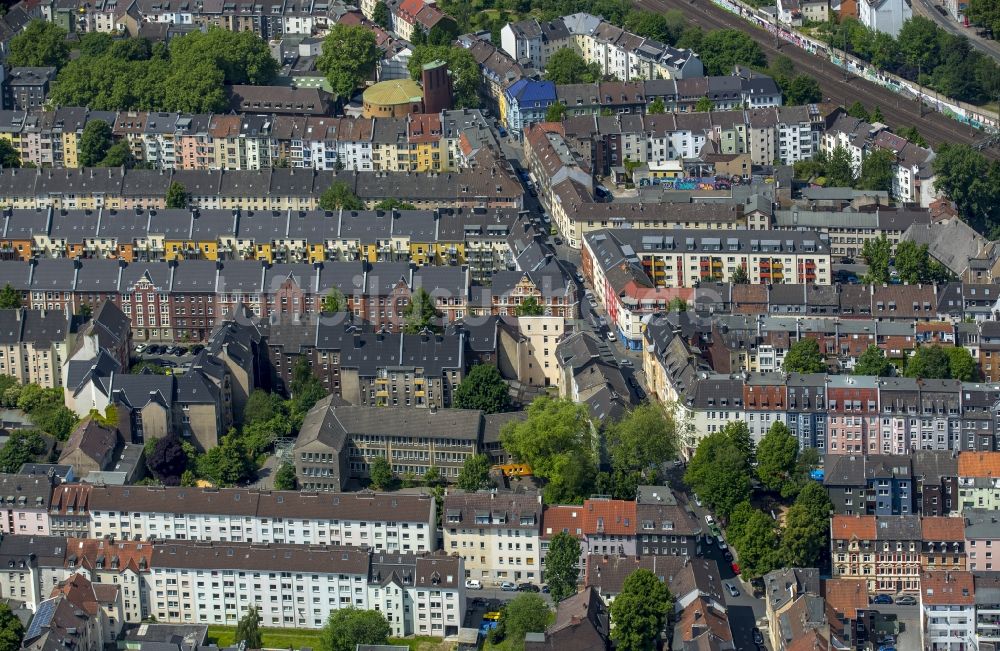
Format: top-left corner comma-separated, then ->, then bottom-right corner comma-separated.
86,485 -> 437,553
443,492 -> 543,585
920,571 -> 976,651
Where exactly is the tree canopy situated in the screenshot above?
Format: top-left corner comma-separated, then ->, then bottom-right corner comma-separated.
317,24 -> 380,99
0,429 -> 47,473
318,182 -> 364,211
781,481 -> 833,568
145,436 -> 190,485
861,234 -> 892,284
9,20 -> 69,68
610,569 -> 673,651
502,594 -> 550,648
783,338 -> 826,374
854,345 -> 894,377
79,120 -> 114,168
756,421 -> 800,499
893,240 -> 949,284
544,532 -> 580,603
698,29 -> 766,75
273,462 -> 298,490
904,344 -> 976,380
166,182 -> 189,209
0,284 -> 21,309
727,503 -> 782,578
515,296 -> 545,316
368,456 -> 396,490
453,364 -> 512,413
500,396 -> 594,503
544,48 -> 604,84
235,606 -> 262,649
320,608 -> 391,651
858,149 -> 896,193
403,288 -> 443,333
933,143 -> 1000,237
457,453 -> 493,491
601,402 -> 678,499
684,423 -> 753,519
0,602 -> 25,651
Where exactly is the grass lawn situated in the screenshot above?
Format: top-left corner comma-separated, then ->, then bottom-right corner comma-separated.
206,626 -> 324,649
389,636 -> 454,651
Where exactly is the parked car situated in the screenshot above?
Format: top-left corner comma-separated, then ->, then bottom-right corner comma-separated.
146,344 -> 161,354
174,346 -> 188,356
705,514 -> 716,526
500,582 -> 517,591
541,585 -> 550,593
575,273 -> 585,284
718,539 -> 728,550
528,189 -> 537,197
871,594 -> 894,605
752,628 -> 764,645
726,583 -> 740,597
723,550 -> 733,562
620,359 -> 634,367
518,583 -> 540,592
134,344 -> 147,353
606,331 -> 616,342
693,494 -> 703,507
465,580 -> 482,590
894,595 -> 917,606
731,563 -> 741,575
553,236 -> 563,245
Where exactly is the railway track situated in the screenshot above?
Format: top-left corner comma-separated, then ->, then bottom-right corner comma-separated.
636,0 -> 1000,159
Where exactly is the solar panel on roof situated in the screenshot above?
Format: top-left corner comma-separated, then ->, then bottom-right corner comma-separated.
25,598 -> 57,640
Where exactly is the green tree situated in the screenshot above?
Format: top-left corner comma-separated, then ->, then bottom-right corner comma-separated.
544,48 -> 602,84
756,422 -> 799,498
545,532 -> 581,602
667,297 -> 687,313
162,61 -> 228,113
320,608 -> 391,651
610,569 -> 673,651
684,427 -> 752,519
503,594 -> 550,648
0,602 -> 25,651
825,145 -> 856,188
0,141 -> 20,169
368,456 -> 395,490
273,462 -> 298,490
407,45 -> 481,108
728,507 -> 782,578
693,96 -> 714,112
235,606 -> 262,649
453,364 -> 511,413
624,10 -> 674,43
858,149 -> 895,193
847,101 -> 870,121
854,345 -> 894,377
8,20 -> 69,68
897,126 -> 928,147
289,358 -> 327,415
647,97 -> 665,114
871,105 -> 885,122
698,28 -> 766,74
904,345 -> 953,379
785,75 -> 822,104
243,389 -> 287,426
197,432 -> 255,486
99,141 -> 136,168
893,240 -> 949,284
317,24 -> 380,98
966,0 -> 1000,40
946,346 -> 978,381
0,430 -> 47,473
79,120 -> 113,168
457,453 -> 493,491
861,234 -> 892,284
169,28 -> 278,85
372,0 -> 390,28
165,182 -> 189,209
500,396 -> 594,504
319,181 -> 364,211
374,198 -> 416,210
0,284 -> 21,309
730,265 -> 749,284
546,101 -> 567,122
606,402 -> 677,487
321,288 -> 345,313
403,287 -> 443,333
515,296 -> 545,316
781,481 -> 832,568
932,143 -> 1000,235
783,338 -> 826,374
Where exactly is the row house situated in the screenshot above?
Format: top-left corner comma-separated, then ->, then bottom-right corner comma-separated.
0,161 -> 523,212
443,491 -> 542,585
977,573 -> 1000,650
773,204 -> 931,259
0,534 -> 465,636
500,13 -> 703,80
966,510 -> 1000,574
0,257 -> 479,343
457,35 -> 535,123
0,205 -> 528,270
831,514 -> 923,594
823,111 -> 938,207
958,452 -> 1000,513
920,570 -> 976,651
74,484 -> 437,553
583,228 -> 831,290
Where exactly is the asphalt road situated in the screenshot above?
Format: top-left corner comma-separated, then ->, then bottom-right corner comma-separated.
633,0 -> 1000,159
909,0 -> 1000,64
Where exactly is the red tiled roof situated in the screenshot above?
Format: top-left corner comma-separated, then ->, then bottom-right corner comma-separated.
921,571 -> 974,605
958,451 -> 1000,477
542,504 -> 584,540
831,515 -> 876,541
822,578 -> 868,620
582,499 -> 636,536
921,516 -> 965,542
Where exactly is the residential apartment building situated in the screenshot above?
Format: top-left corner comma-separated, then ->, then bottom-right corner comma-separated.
635,485 -> 702,557
84,485 -> 437,553
964,509 -> 1000,572
0,473 -> 54,535
444,491 -> 543,585
831,515 -> 923,593
958,452 -> 1000,513
920,570 -> 976,650
0,308 -> 71,388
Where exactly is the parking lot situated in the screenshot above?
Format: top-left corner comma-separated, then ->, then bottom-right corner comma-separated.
132,343 -> 202,373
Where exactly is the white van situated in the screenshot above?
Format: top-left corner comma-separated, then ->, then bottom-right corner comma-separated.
465,579 -> 482,590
